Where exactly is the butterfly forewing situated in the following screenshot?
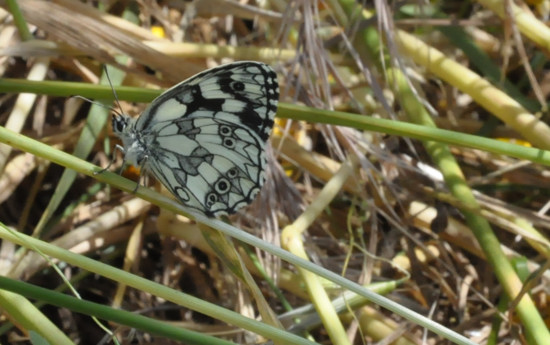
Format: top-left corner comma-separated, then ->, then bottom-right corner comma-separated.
113,61 -> 279,217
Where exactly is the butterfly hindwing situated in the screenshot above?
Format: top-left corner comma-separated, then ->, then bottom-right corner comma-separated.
114,61 -> 278,217
147,118 -> 266,216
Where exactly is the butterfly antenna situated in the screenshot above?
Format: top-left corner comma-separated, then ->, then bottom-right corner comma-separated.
103,65 -> 125,117
71,95 -> 118,114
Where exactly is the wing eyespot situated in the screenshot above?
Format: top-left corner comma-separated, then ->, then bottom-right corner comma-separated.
214,178 -> 231,194
231,81 -> 245,91
206,193 -> 218,207
227,168 -> 238,178
223,138 -> 235,148
219,125 -> 232,136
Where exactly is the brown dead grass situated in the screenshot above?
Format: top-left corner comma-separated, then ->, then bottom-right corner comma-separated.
0,0 -> 549,344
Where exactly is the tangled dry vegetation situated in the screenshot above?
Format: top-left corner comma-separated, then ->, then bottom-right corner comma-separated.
0,1 -> 549,345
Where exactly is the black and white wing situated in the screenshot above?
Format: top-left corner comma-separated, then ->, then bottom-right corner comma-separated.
129,61 -> 278,217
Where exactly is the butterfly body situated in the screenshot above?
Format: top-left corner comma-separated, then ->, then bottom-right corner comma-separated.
112,62 -> 279,217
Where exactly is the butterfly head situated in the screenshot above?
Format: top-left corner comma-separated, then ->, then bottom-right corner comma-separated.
111,113 -> 146,167
112,114 -> 130,135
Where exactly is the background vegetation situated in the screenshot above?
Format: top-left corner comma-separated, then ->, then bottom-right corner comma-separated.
0,0 -> 549,344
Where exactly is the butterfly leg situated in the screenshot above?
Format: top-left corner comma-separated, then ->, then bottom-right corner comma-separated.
131,155 -> 149,194
94,144 -> 126,175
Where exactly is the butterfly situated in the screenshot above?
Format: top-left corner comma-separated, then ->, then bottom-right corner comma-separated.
111,61 -> 279,217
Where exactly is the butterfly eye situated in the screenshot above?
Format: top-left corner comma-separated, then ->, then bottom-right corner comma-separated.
112,116 -> 127,133
214,178 -> 231,194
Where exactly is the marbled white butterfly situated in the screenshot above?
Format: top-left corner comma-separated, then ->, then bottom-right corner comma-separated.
112,61 -> 279,217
